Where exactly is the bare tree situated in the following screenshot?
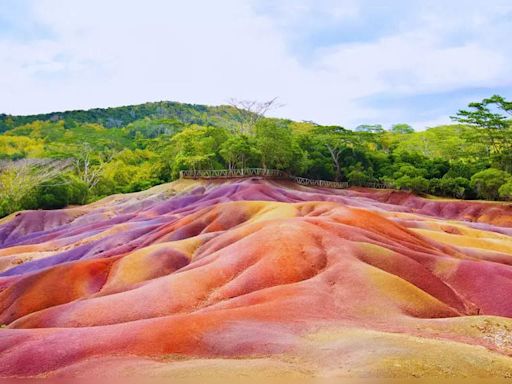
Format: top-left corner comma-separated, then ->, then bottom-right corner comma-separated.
227,97 -> 282,134
72,143 -> 113,194
0,158 -> 71,212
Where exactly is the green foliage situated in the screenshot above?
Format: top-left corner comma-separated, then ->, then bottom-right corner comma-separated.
124,118 -> 184,139
452,95 -> 512,171
0,159 -> 72,216
444,160 -> 485,180
167,125 -> 228,178
310,125 -> 357,181
390,123 -> 414,134
392,125 -> 486,161
346,169 -> 374,185
219,135 -> 258,170
394,175 -> 430,193
356,124 -> 385,133
498,181 -> 512,200
0,135 -> 44,159
0,101 -> 240,130
430,177 -> 473,199
36,175 -> 89,209
255,119 -> 305,171
470,169 -> 511,200
1,95 -> 511,218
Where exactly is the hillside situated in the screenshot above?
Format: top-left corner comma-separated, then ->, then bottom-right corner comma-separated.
1,178 -> 512,378
1,95 -> 511,221
0,101 -> 243,132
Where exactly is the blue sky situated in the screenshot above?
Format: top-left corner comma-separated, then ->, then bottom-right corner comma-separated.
0,0 -> 511,129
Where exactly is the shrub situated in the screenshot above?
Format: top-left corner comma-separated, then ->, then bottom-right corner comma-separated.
36,175 -> 89,208
499,181 -> 512,200
470,169 -> 511,200
430,177 -> 472,199
394,175 -> 430,193
347,169 -> 373,186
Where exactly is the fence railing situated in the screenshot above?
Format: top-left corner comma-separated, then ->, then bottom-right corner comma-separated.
350,181 -> 395,189
180,168 -> 287,179
180,168 -> 350,189
178,168 -> 407,191
290,176 -> 348,189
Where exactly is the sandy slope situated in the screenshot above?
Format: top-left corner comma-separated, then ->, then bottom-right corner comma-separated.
0,178 -> 511,378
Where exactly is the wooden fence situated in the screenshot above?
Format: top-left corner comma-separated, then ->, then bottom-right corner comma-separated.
350,181 -> 395,189
180,168 -> 349,189
180,168 -> 286,179
290,176 -> 349,189
178,168 -> 406,191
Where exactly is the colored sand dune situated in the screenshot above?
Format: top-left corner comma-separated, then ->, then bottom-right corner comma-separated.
1,178 -> 512,378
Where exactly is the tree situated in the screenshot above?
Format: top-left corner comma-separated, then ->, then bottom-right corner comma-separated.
228,98 -> 282,134
312,125 -> 357,181
347,168 -> 374,186
394,175 -> 430,193
355,124 -> 385,133
392,125 -> 486,161
254,119 -> 303,170
499,181 -> 512,200
470,168 -> 511,200
124,118 -> 183,139
219,135 -> 258,170
36,175 -> 88,209
71,143 -> 114,202
391,123 -> 414,134
452,95 -> 512,171
4,96 -> 512,207
295,132 -> 333,180
167,125 -> 227,177
0,158 -> 71,216
444,160 -> 485,180
429,177 -> 472,199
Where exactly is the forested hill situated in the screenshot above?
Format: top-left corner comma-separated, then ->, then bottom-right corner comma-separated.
0,95 -> 511,218
0,101 -> 242,132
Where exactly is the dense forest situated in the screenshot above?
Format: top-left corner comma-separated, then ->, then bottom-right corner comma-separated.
0,95 -> 511,218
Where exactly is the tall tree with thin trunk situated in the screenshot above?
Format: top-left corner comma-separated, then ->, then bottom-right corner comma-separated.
313,125 -> 357,182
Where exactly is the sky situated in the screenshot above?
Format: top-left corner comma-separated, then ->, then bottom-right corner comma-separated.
0,0 -> 511,129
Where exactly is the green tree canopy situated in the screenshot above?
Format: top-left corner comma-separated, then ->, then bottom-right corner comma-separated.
470,168 -> 511,200
390,123 -> 414,134
452,95 -> 512,171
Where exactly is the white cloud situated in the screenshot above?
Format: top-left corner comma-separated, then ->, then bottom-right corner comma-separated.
0,0 -> 510,129
317,32 -> 507,95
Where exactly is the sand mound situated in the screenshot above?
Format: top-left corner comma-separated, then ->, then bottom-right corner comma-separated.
0,178 -> 511,378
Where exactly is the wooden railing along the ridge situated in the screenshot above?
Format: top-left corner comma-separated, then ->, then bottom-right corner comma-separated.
180,168 -> 354,189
